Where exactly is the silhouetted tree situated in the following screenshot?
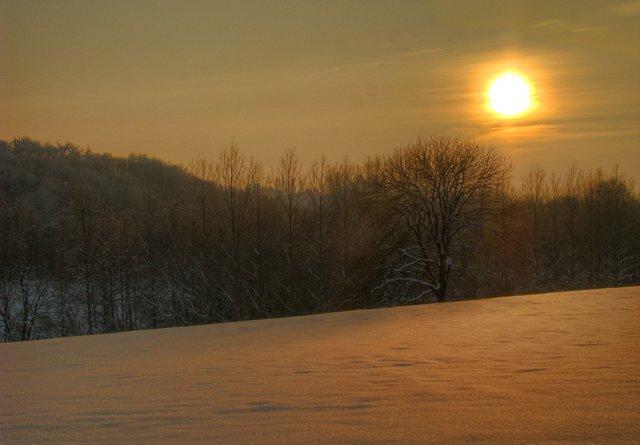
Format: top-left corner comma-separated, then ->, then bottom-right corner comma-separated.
365,135 -> 511,303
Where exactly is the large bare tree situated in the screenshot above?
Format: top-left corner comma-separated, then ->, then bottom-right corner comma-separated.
366,135 -> 510,302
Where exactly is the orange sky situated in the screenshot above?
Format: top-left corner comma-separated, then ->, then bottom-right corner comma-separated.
1,0 -> 639,179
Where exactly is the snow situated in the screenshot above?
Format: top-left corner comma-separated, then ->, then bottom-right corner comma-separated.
1,286 -> 639,444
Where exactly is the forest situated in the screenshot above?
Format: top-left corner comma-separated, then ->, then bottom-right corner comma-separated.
1,136 -> 638,341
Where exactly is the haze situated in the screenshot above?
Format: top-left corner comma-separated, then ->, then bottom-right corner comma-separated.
1,0 -> 639,178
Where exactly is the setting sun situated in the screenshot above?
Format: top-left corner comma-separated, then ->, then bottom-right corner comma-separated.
488,72 -> 533,117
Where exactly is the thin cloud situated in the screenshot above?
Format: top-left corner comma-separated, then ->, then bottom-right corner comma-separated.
611,1 -> 640,15
531,19 -> 606,33
305,47 -> 451,80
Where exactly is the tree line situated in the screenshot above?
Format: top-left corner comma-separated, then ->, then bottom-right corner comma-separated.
1,136 -> 638,341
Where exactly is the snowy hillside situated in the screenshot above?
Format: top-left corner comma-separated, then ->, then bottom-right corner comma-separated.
1,287 -> 639,444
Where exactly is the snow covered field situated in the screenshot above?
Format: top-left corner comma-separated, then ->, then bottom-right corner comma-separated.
1,287 -> 639,444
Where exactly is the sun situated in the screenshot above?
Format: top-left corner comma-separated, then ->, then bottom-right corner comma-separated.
487,72 -> 533,118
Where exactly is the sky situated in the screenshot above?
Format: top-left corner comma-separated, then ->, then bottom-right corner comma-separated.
1,0 -> 639,179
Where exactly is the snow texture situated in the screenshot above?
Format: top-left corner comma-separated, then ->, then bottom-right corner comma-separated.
1,286 -> 639,444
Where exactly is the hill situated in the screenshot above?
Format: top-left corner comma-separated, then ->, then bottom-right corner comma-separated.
1,287 -> 639,444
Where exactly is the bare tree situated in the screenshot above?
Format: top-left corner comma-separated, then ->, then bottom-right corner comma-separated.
561,165 -> 585,287
328,157 -> 358,306
188,154 -> 215,272
307,156 -> 329,309
70,181 -> 98,334
214,143 -> 253,319
366,135 -> 510,302
245,159 -> 268,316
275,148 -> 304,311
521,166 -> 548,288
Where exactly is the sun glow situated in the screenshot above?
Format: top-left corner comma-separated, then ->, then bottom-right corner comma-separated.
488,72 -> 533,117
